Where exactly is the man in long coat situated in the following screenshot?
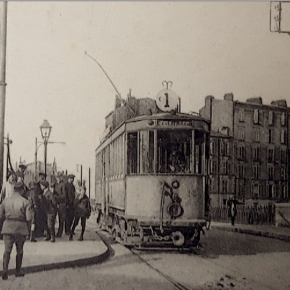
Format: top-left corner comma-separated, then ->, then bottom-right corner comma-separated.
64,174 -> 75,235
0,181 -> 33,280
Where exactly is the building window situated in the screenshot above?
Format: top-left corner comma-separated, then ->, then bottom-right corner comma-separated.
239,108 -> 245,122
253,165 -> 260,179
252,184 -> 260,198
254,109 -> 260,124
237,145 -> 245,160
268,166 -> 274,180
268,129 -> 274,143
221,160 -> 230,175
237,182 -> 245,199
238,164 -> 244,178
281,129 -> 286,144
222,179 -> 228,193
210,140 -> 215,155
210,160 -> 217,174
225,142 -> 230,156
238,128 -> 245,141
253,147 -> 260,161
268,184 -> 276,198
267,148 -> 274,162
253,129 -> 260,142
281,185 -> 287,199
220,141 -> 224,156
281,167 -> 286,180
281,149 -> 287,163
268,111 -> 273,126
281,112 -> 286,126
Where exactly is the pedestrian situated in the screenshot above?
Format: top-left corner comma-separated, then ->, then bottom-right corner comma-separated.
0,171 -> 17,203
64,174 -> 76,235
26,181 -> 38,242
69,184 -> 91,241
40,180 -> 57,242
227,195 -> 242,226
34,172 -> 47,237
54,172 -> 67,237
0,181 -> 34,280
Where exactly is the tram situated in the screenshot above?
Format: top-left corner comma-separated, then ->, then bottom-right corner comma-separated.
95,84 -> 210,248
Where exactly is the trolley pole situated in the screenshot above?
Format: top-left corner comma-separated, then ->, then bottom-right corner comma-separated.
89,167 -> 91,199
0,2 -> 7,188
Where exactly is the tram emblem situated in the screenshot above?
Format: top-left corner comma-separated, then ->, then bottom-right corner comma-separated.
156,81 -> 179,112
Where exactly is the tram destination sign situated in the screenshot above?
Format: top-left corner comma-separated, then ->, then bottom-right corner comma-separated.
157,120 -> 192,127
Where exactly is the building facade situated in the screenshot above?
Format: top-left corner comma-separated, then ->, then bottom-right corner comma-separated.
200,94 -> 290,207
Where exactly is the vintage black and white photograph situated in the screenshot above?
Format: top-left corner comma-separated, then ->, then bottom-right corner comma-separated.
0,1 -> 290,289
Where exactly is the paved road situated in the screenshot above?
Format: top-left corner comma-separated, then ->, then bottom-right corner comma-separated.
1,224 -> 290,290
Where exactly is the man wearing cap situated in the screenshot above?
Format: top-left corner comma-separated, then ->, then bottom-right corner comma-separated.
0,181 -> 33,280
64,174 -> 76,235
40,180 -> 57,242
54,172 -> 67,237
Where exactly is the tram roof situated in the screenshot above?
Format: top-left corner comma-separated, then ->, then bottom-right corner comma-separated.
125,112 -> 210,123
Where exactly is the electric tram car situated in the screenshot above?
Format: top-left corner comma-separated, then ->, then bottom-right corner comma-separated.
95,84 -> 210,248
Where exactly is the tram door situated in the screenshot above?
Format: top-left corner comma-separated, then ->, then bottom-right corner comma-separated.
101,149 -> 106,215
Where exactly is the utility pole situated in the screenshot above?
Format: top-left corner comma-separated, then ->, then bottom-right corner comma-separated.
0,2 -> 7,188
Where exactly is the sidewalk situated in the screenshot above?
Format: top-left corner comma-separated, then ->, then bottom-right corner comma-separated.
0,218 -> 109,276
211,221 -> 290,242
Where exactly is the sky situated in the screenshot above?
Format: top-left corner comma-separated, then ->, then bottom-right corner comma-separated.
3,1 -> 290,191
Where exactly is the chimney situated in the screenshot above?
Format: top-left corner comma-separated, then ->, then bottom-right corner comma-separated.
224,93 -> 234,101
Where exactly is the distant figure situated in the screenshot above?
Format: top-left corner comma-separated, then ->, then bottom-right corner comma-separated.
0,181 -> 33,280
227,195 -> 243,226
69,184 -> 91,241
64,174 -> 76,235
168,144 -> 186,173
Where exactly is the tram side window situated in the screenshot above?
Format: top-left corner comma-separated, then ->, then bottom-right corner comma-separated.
140,130 -> 154,173
157,130 -> 191,173
128,132 -> 138,174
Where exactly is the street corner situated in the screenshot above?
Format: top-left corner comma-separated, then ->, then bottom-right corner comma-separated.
0,229 -> 109,276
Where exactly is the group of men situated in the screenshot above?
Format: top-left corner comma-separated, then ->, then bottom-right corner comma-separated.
0,166 -> 91,280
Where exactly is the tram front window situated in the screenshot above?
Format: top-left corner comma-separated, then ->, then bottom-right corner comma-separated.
157,130 -> 191,174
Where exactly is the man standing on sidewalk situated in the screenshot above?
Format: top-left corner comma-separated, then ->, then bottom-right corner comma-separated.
64,174 -> 76,235
54,172 -> 67,237
0,181 -> 33,280
227,195 -> 243,226
41,180 -> 57,242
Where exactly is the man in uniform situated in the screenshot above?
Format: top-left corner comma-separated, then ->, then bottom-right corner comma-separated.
54,172 -> 67,237
0,181 -> 33,280
64,174 -> 75,235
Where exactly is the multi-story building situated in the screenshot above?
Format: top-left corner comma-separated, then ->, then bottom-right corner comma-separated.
200,93 -> 290,207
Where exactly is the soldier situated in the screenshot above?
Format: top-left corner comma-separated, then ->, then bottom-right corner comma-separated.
0,181 -> 33,280
54,172 -> 67,237
26,181 -> 38,242
41,180 -> 57,242
69,184 -> 91,241
64,174 -> 76,235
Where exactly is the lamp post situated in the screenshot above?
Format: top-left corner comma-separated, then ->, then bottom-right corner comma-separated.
40,120 -> 52,180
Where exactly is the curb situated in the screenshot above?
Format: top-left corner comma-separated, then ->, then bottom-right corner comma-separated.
212,225 -> 290,243
0,232 -> 110,277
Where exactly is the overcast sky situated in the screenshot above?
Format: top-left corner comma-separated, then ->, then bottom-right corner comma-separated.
4,1 -> 290,186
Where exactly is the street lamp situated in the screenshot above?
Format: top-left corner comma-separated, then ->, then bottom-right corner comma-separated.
40,120 -> 52,179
